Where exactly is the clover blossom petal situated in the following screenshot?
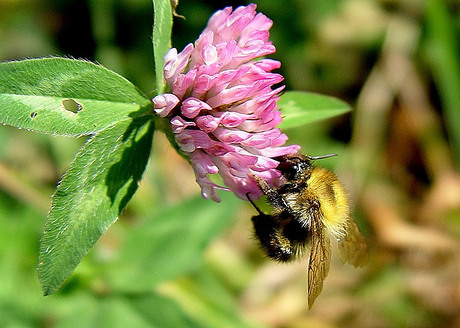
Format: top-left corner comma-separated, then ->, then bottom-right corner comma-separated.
153,4 -> 300,202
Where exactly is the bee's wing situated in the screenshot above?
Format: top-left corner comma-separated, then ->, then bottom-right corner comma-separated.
307,215 -> 331,309
337,218 -> 368,267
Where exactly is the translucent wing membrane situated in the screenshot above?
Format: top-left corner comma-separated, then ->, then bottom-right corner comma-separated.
338,218 -> 368,267
307,217 -> 332,309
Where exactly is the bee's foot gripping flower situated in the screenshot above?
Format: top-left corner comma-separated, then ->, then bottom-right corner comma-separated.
153,4 -> 300,202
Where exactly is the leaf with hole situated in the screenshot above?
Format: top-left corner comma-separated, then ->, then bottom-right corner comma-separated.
0,57 -> 151,136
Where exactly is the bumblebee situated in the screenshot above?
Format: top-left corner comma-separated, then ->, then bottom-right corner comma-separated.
248,154 -> 367,309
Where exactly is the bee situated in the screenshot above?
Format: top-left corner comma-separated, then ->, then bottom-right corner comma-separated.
248,154 -> 367,309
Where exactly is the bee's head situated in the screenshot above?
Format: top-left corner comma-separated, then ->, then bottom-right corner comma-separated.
275,153 -> 337,181
277,157 -> 309,180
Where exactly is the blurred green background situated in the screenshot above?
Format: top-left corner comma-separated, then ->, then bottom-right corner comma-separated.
1,0 -> 460,327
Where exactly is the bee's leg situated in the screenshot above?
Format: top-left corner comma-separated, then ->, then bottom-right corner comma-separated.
251,174 -> 290,211
251,174 -> 272,194
246,193 -> 264,215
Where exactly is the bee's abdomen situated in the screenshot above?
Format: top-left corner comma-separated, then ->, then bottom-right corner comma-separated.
252,213 -> 309,262
252,214 -> 293,262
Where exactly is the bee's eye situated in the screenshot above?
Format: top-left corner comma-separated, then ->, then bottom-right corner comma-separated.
278,163 -> 299,180
281,162 -> 309,179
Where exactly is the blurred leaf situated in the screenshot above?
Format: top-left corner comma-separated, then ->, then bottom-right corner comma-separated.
38,115 -> 155,296
108,192 -> 240,291
161,269 -> 262,328
153,0 -> 173,95
57,293 -> 200,328
443,209 -> 460,239
0,58 -> 150,136
129,293 -> 202,328
278,91 -> 351,129
0,194 -> 46,326
176,266 -> 262,328
0,302 -> 35,328
56,296 -> 150,328
425,0 -> 460,168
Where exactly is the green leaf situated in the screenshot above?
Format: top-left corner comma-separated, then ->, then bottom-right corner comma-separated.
108,192 -> 240,292
38,115 -> 155,295
0,58 -> 151,136
425,0 -> 460,168
163,269 -> 261,328
278,91 -> 351,129
129,293 -> 202,328
57,293 -> 201,328
153,0 -> 173,95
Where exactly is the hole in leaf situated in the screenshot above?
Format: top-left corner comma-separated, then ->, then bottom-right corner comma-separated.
30,112 -> 38,119
61,99 -> 83,113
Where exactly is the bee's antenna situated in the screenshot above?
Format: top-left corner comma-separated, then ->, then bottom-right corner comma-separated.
306,153 -> 337,161
246,193 -> 264,215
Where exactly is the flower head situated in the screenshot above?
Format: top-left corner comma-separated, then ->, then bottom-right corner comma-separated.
153,4 -> 300,202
